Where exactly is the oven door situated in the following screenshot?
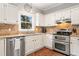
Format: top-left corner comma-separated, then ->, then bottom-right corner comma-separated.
53,41 -> 70,55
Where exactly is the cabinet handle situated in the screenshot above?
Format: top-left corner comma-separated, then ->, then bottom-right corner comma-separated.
70,42 -> 72,44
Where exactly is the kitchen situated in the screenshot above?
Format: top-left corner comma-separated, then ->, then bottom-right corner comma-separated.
0,3 -> 79,56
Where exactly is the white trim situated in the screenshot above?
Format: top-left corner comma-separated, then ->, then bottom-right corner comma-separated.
18,10 -> 35,32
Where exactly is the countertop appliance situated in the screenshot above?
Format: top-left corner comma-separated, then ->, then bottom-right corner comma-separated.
41,27 -> 47,33
53,29 -> 71,55
6,36 -> 25,56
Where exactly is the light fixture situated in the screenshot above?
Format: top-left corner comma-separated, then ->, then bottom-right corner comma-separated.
24,3 -> 36,14
24,3 -> 32,12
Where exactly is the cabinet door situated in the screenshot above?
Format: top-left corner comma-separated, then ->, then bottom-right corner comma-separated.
62,8 -> 71,19
6,4 -> 18,24
44,34 -> 53,49
0,4 -> 3,22
45,13 -> 55,26
55,11 -> 62,20
0,38 -> 5,56
34,35 -> 43,49
25,37 -> 35,55
0,3 -> 5,23
70,37 -> 79,56
39,14 -> 45,26
71,7 -> 79,24
35,13 -> 45,26
35,13 -> 40,26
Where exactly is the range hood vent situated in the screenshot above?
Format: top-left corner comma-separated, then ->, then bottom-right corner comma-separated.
56,18 -> 71,24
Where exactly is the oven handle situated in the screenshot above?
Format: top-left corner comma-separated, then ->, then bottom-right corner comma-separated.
54,41 -> 69,44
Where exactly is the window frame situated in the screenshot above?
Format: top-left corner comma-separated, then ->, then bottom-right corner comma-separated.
18,11 -> 35,32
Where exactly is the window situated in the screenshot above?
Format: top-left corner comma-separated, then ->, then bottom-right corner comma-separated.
21,15 -> 32,29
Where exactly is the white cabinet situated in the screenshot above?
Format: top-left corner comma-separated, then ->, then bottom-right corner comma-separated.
70,37 -> 79,56
0,3 -> 6,23
44,8 -> 71,26
43,34 -> 53,49
61,8 -> 71,19
25,36 -> 35,55
45,13 -> 56,26
0,4 -> 3,22
5,4 -> 18,24
71,6 -> 79,24
55,11 -> 62,20
0,38 -> 5,56
0,3 -> 2,21
0,3 -> 18,24
55,8 -> 71,20
35,13 -> 45,26
25,35 -> 44,55
34,35 -> 44,49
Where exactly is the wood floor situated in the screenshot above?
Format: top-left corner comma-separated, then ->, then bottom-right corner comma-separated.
28,48 -> 65,56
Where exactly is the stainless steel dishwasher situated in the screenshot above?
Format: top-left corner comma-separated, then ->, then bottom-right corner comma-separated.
6,36 -> 25,56
6,37 -> 15,56
20,37 -> 25,56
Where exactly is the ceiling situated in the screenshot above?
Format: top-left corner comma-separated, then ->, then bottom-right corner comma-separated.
29,3 -> 79,14
11,3 -> 79,14
28,3 -> 63,11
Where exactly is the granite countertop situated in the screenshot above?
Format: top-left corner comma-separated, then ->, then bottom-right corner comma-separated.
0,33 -> 45,38
70,34 -> 79,37
0,32 -> 54,38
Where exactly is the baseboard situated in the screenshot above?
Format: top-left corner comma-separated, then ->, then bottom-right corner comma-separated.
44,46 -> 53,50
25,46 -> 44,56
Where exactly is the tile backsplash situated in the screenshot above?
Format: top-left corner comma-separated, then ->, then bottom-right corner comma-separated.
0,23 -> 79,35
35,25 -> 79,35
0,24 -> 19,35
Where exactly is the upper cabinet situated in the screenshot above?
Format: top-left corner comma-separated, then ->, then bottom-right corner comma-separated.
5,4 -> 18,24
44,8 -> 71,26
55,8 -> 71,21
55,11 -> 62,20
45,13 -> 56,26
71,6 -> 79,24
35,13 -> 45,26
0,3 -> 18,24
61,8 -> 71,19
0,4 -> 5,23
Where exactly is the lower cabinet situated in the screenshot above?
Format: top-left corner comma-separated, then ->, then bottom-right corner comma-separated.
43,34 -> 54,49
25,35 -> 44,55
0,38 -> 6,56
70,37 -> 79,56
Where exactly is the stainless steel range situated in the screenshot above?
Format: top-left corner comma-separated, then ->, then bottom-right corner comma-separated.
53,29 -> 72,55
